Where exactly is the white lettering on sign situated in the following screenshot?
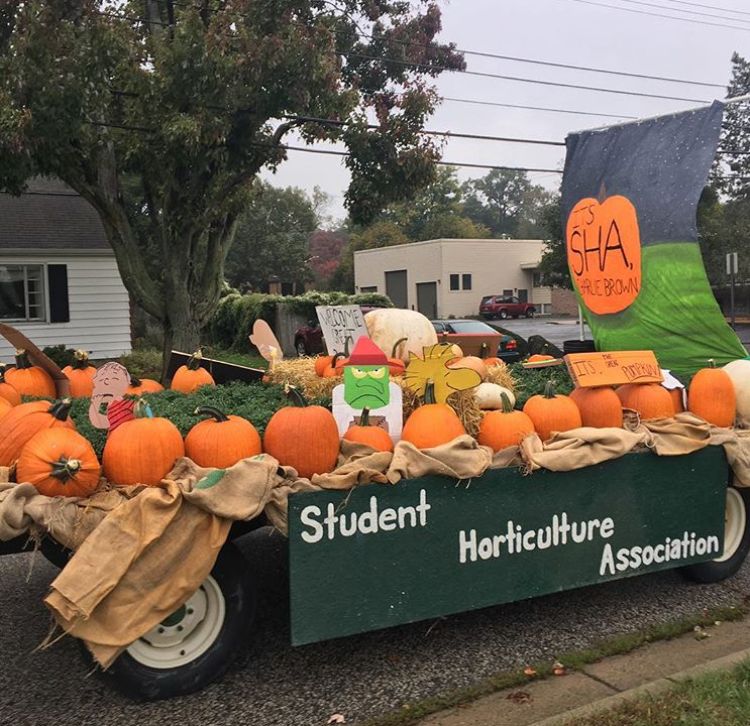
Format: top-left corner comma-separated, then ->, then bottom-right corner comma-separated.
315,305 -> 369,355
300,489 -> 431,544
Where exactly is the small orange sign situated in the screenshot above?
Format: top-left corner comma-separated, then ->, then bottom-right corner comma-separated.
565,350 -> 663,388
566,195 -> 642,315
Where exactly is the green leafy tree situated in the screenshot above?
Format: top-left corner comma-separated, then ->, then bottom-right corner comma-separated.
537,197 -> 572,289
716,53 -> 750,200
0,1 -> 463,366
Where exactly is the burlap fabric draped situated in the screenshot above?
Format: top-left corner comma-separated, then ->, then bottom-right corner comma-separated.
2,415 -> 750,668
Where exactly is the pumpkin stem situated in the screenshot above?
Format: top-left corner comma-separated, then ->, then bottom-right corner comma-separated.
14,349 -> 32,369
195,406 -> 229,422
707,358 -> 716,368
129,375 -> 142,387
359,408 -> 371,426
391,338 -> 408,358
423,380 -> 437,405
543,380 -> 557,399
51,457 -> 82,483
331,352 -> 346,369
284,384 -> 309,408
48,399 -> 73,421
479,342 -> 490,360
500,391 -> 514,414
187,349 -> 204,371
73,350 -> 91,369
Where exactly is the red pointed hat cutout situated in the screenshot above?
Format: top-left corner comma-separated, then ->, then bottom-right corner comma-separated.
346,336 -> 388,366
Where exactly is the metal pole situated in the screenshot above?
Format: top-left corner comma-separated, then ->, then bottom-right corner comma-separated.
731,269 -> 736,329
578,305 -> 585,341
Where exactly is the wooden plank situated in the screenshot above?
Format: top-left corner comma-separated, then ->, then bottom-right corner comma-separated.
564,350 -> 663,388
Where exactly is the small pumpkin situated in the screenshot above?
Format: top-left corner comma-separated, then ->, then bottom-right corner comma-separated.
62,350 -> 97,398
314,355 -> 334,377
0,399 -> 75,467
723,359 -> 750,427
321,352 -> 347,378
569,386 -> 623,428
171,350 -> 215,393
617,382 -> 674,420
387,338 -> 408,376
102,400 -> 185,486
343,408 -> 394,452
688,359 -> 736,428
527,354 -> 556,363
17,428 -> 100,498
126,375 -> 165,395
448,356 -> 488,381
5,349 -> 56,398
402,380 -> 466,449
185,406 -> 262,468
667,387 -> 685,414
263,386 -> 340,478
479,342 -> 503,369
474,382 -> 516,410
522,381 -> 582,441
478,392 -> 535,451
0,364 -> 21,406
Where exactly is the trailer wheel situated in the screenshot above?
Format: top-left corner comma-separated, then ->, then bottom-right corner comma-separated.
102,543 -> 255,701
681,486 -> 750,584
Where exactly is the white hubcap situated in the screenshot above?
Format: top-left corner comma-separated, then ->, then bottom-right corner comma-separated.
127,575 -> 225,669
715,488 -> 746,564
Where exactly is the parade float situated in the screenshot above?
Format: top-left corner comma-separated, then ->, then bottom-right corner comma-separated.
2,101 -> 750,701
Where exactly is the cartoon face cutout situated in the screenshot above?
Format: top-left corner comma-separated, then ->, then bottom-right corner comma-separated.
88,362 -> 130,429
343,365 -> 391,409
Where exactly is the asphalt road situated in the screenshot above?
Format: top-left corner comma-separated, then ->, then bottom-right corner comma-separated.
1,529 -> 749,726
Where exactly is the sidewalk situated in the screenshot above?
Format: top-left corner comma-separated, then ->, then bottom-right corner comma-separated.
417,616 -> 750,726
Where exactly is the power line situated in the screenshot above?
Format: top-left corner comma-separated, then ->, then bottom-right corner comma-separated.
440,96 -> 638,119
559,0 -> 750,30
662,0 -> 750,17
618,0 -> 750,23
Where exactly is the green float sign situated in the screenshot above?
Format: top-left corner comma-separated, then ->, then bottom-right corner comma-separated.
289,447 -> 727,646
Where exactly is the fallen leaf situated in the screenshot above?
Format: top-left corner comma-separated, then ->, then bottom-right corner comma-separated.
553,660 -> 567,676
327,715 -> 346,725
506,690 -> 532,705
523,666 -> 537,677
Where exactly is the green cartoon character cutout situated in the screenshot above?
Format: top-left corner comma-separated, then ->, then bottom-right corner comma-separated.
343,337 -> 391,409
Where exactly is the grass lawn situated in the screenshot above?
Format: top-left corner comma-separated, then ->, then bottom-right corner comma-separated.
119,347 -> 267,379
568,659 -> 750,726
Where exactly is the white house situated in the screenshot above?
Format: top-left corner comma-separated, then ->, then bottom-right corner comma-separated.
354,238 -> 564,319
0,178 -> 132,361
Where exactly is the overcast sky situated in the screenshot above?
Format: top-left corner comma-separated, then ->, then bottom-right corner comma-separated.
261,0 -> 750,223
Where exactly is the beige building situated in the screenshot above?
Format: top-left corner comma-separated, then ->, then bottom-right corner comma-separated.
354,238 -> 553,319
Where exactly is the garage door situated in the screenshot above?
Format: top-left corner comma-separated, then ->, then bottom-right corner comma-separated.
416,282 -> 437,319
385,270 -> 408,309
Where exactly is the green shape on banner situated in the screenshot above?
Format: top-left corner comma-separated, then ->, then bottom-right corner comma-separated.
343,365 -> 391,409
579,242 -> 746,380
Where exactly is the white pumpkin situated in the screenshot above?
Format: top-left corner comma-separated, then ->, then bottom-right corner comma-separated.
474,382 -> 516,410
723,359 -> 750,426
364,308 -> 438,363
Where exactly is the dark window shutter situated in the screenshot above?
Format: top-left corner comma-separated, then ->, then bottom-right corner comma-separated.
47,265 -> 69,323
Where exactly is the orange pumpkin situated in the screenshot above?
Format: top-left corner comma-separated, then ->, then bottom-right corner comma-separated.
17,428 -> 100,498
0,399 -> 75,466
478,392 -> 534,451
185,406 -> 262,468
102,401 -> 185,486
321,353 -> 347,378
479,342 -> 503,369
688,360 -> 736,428
171,350 -> 215,393
263,386 -> 340,478
387,338 -> 407,376
569,386 -> 623,428
62,350 -> 97,398
522,381 -> 582,441
617,383 -> 674,420
402,380 -> 467,449
5,349 -> 56,398
0,397 -> 12,421
0,365 -> 21,406
527,354 -> 555,363
126,375 -> 165,395
343,408 -> 394,453
314,355 -> 334,377
448,356 -> 488,381
668,387 -> 685,414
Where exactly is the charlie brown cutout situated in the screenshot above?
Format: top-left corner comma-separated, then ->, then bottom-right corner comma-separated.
332,337 -> 403,442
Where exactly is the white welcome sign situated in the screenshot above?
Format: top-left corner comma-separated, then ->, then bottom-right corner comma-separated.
315,305 -> 368,355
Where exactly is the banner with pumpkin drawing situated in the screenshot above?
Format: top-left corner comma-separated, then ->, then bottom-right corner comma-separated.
560,100 -> 746,379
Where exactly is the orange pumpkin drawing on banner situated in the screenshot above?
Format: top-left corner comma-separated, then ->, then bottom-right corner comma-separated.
566,194 -> 641,315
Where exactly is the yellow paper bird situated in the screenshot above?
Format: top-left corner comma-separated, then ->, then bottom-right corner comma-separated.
403,344 -> 482,403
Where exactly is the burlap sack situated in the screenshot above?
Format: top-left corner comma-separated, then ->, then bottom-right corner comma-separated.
311,440 -> 393,489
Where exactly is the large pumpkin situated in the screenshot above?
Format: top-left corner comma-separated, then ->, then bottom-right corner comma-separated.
688,360 -> 736,428
263,387 -> 340,478
126,375 -> 165,395
185,406 -> 262,468
0,399 -> 75,466
5,349 -> 56,398
522,381 -> 582,441
62,350 -> 97,398
17,428 -> 100,498
102,401 -> 185,486
343,408 -> 394,453
402,381 -> 466,449
171,350 -> 215,393
617,383 -> 674,420
0,365 -> 21,406
723,359 -> 750,427
478,392 -> 534,451
364,309 -> 438,363
569,386 -> 623,428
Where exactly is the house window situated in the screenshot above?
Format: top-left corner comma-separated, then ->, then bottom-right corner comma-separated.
360,286 -> 377,293
449,274 -> 460,291
532,272 -> 546,287
0,264 -> 46,321
462,274 -> 472,291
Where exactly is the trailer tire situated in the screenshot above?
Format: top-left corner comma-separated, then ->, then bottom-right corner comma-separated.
40,537 -> 72,569
102,543 -> 255,701
681,486 -> 750,584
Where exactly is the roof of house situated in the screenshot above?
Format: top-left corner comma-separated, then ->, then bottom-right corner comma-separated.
0,177 -> 110,252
